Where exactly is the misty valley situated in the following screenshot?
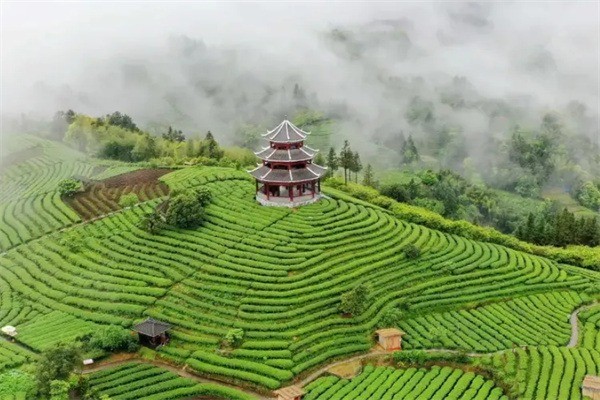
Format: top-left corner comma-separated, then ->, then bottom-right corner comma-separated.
0,2 -> 599,400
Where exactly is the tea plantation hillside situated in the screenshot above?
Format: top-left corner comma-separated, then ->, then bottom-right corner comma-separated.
1,160 -> 599,396
0,135 -> 139,251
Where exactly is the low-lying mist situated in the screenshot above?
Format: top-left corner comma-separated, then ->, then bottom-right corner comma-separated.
2,2 -> 598,166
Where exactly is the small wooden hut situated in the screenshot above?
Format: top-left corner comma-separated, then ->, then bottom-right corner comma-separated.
274,385 -> 305,400
375,328 -> 405,351
583,375 -> 600,400
133,318 -> 171,348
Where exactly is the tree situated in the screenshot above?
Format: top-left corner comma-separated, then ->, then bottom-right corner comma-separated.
162,126 -> 185,142
58,179 -> 81,197
139,211 -> 165,234
339,140 -> 354,185
351,151 -> 362,183
185,139 -> 196,158
326,147 -> 339,178
118,193 -> 139,208
64,114 -> 95,151
362,164 -> 377,188
131,134 -> 157,161
577,181 -> 600,210
340,284 -> 371,316
50,110 -> 75,140
104,111 -> 139,132
166,192 -> 205,228
401,135 -> 420,164
194,187 -> 212,206
381,183 -> 410,202
203,131 -> 223,160
314,152 -> 325,166
35,344 -> 81,396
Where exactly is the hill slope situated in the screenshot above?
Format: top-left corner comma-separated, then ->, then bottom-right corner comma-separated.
1,164 -> 598,393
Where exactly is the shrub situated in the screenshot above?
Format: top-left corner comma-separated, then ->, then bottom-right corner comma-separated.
403,244 -> 421,259
88,325 -> 139,352
139,211 -> 165,234
118,193 -> 139,207
58,179 -> 81,196
59,231 -> 84,252
379,307 -> 404,328
393,350 -> 472,365
224,328 -> 244,347
340,284 -> 371,316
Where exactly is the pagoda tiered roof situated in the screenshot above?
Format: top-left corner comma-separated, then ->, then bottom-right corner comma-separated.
249,164 -> 327,183
255,146 -> 317,162
262,119 -> 310,143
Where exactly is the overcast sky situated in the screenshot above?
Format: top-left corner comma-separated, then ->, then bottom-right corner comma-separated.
1,1 -> 598,143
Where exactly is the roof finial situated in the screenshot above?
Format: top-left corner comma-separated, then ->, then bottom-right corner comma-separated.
284,114 -> 288,121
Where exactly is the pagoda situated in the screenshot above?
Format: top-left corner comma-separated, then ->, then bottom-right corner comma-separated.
249,118 -> 327,207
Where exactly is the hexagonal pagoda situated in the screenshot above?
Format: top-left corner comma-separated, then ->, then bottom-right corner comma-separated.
249,118 -> 327,207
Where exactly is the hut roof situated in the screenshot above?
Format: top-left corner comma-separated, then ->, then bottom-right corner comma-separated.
262,119 -> 310,143
248,164 -> 326,183
1,326 -> 17,336
274,385 -> 305,399
376,328 -> 405,338
133,318 -> 171,337
583,375 -> 600,390
255,147 -> 317,162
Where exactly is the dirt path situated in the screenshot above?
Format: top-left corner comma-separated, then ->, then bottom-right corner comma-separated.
297,351 -> 388,387
567,301 -> 598,348
81,357 -> 273,400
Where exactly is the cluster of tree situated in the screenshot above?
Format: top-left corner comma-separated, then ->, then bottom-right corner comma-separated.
381,131 -> 421,165
515,207 -> 600,247
575,181 -> 600,211
35,344 -> 82,399
504,129 -> 557,197
380,170 -> 499,225
325,140 -> 363,184
33,339 -> 127,400
162,126 -> 185,142
56,110 -> 224,164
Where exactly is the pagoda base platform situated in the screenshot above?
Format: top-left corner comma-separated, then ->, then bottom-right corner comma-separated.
256,192 -> 321,208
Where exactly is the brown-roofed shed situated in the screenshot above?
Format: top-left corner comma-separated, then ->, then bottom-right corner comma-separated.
375,328 -> 405,351
583,375 -> 600,400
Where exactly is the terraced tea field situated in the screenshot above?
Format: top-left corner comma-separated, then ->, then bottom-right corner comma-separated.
304,365 -> 507,400
0,141 -> 599,398
0,135 -> 147,251
87,363 -> 255,400
479,346 -> 600,399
